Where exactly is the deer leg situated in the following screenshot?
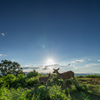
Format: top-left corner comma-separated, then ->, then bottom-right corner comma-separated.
63,80 -> 66,89
65,80 -> 67,88
38,81 -> 40,84
63,81 -> 65,89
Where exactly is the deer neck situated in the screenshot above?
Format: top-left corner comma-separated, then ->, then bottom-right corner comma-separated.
48,75 -> 50,78
56,71 -> 61,77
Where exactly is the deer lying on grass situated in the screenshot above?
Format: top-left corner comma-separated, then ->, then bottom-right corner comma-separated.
53,68 -> 77,89
38,73 -> 51,84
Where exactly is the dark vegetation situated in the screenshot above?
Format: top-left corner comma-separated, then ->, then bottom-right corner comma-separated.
0,59 -> 100,100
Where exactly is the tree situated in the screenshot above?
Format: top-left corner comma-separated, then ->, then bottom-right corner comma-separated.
0,59 -> 23,76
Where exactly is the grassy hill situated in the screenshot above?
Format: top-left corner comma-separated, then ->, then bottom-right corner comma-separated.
0,70 -> 100,100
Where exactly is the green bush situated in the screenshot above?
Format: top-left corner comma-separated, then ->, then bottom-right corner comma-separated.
0,78 -> 3,87
49,85 -> 68,100
76,84 -> 84,91
12,74 -> 27,88
0,86 -> 33,100
17,74 -> 26,83
32,85 -> 68,100
3,74 -> 16,87
32,85 -> 50,100
78,75 -> 84,78
27,70 -> 38,78
84,74 -> 100,78
25,77 -> 38,86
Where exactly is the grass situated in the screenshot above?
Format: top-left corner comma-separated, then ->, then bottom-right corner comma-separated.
0,72 -> 100,100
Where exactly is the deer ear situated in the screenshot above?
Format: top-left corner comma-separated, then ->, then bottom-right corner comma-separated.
58,68 -> 60,70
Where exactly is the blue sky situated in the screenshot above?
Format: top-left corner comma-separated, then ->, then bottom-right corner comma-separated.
0,0 -> 100,73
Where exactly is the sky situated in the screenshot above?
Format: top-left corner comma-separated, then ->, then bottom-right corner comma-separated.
0,0 -> 100,73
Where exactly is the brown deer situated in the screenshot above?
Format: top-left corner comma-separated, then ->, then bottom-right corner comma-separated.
38,73 -> 51,84
53,68 -> 77,89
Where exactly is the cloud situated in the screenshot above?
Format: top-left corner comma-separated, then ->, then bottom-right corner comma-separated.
0,54 -> 2,56
71,60 -> 84,63
97,60 -> 100,62
1,33 -> 5,36
73,63 -> 100,70
65,64 -> 71,67
22,64 -> 60,71
23,65 -> 40,70
11,59 -> 15,61
23,66 -> 40,69
44,64 -> 60,68
41,64 -> 60,70
0,54 -> 7,57
88,59 -> 90,60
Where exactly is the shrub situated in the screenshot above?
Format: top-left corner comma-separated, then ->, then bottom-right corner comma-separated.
27,70 -> 38,78
32,85 -> 68,100
17,74 -> 26,82
0,86 -> 32,100
76,84 -> 85,91
25,77 -> 38,86
49,85 -> 68,100
0,78 -> 3,87
3,74 -> 16,87
78,75 -> 84,78
12,74 -> 27,88
84,74 -> 100,78
32,85 -> 50,100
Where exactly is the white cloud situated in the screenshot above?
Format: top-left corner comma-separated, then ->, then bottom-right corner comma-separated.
73,63 -> 100,70
1,33 -> 5,36
23,65 -> 40,69
97,60 -> 100,62
0,54 -> 7,57
71,60 -> 84,63
22,64 -> 60,71
0,54 -> 2,56
88,59 -> 90,60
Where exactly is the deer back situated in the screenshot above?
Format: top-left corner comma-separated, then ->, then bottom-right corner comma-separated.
39,74 -> 51,82
39,76 -> 49,82
58,71 -> 74,80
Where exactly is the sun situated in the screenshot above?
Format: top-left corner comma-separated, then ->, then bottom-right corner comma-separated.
46,59 -> 55,65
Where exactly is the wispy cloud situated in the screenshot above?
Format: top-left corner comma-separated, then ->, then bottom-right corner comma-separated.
0,54 -> 2,56
0,54 -> 7,57
71,60 -> 84,63
1,33 -> 5,36
88,59 -> 90,60
97,60 -> 100,62
65,64 -> 71,67
73,63 -> 100,70
22,64 -> 60,71
23,66 -> 40,70
11,59 -> 15,61
23,65 -> 40,70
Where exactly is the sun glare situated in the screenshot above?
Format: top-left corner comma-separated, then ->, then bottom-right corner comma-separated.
46,59 -> 54,65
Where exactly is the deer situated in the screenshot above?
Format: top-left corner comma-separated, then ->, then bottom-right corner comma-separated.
53,68 -> 77,89
38,73 -> 51,84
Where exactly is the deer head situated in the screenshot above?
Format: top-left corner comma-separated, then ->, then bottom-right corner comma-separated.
53,68 -> 60,73
47,73 -> 51,77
